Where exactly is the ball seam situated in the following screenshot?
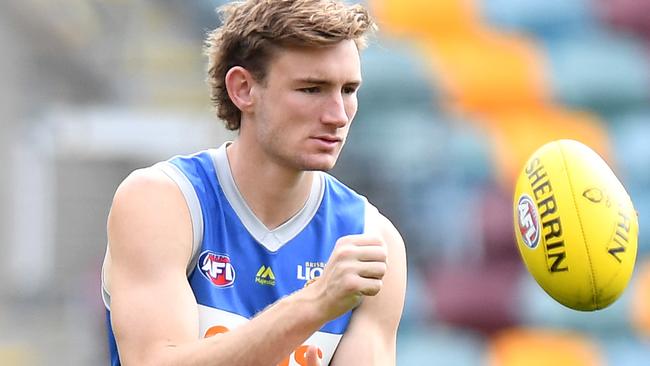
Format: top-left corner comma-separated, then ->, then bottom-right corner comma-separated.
559,140 -> 599,309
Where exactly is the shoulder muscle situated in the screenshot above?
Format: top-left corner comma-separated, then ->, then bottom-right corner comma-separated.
107,166 -> 193,285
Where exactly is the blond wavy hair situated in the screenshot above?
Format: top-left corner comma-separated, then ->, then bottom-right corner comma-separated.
205,0 -> 376,130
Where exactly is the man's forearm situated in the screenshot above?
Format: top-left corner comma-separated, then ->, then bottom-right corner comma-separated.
142,288 -> 324,366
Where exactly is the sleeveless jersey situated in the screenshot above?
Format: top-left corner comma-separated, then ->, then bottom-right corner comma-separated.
102,142 -> 375,365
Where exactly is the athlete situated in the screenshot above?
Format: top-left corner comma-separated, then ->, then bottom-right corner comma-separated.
101,0 -> 407,365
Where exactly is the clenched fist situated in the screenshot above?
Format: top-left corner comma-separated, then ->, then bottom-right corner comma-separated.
307,234 -> 388,322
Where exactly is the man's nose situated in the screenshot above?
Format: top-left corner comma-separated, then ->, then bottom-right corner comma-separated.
321,92 -> 349,127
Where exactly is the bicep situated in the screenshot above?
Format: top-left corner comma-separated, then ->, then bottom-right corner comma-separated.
107,169 -> 198,365
331,213 -> 407,365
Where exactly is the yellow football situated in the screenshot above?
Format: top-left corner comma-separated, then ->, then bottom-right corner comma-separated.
513,139 -> 638,311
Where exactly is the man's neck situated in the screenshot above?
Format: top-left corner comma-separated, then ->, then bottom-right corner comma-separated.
226,141 -> 314,230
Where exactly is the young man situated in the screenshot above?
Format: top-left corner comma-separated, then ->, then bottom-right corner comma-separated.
101,0 -> 407,365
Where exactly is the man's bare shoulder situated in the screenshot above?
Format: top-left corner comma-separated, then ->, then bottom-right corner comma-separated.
365,206 -> 404,251
112,166 -> 177,204
108,165 -> 193,268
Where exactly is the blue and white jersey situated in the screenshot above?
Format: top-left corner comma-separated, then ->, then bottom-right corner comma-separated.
102,142 -> 376,365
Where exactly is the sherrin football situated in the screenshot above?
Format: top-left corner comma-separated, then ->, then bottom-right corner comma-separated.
513,139 -> 638,311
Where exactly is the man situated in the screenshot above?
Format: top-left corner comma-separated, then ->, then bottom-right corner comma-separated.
101,0 -> 407,365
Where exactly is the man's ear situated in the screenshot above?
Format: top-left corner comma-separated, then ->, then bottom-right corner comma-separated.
225,66 -> 256,113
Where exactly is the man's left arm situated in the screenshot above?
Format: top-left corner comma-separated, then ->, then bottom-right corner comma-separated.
330,212 -> 407,365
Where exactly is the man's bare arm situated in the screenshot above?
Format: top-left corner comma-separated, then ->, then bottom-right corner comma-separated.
329,212 -> 407,365
107,168 -> 389,366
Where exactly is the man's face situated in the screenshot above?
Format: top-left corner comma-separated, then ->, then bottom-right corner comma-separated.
248,40 -> 362,172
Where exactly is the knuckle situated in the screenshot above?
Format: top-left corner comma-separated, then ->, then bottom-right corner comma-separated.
335,235 -> 356,246
333,246 -> 355,261
366,247 -> 387,262
370,235 -> 386,247
362,281 -> 382,296
377,246 -> 388,261
377,262 -> 387,276
342,274 -> 360,292
377,248 -> 388,262
333,261 -> 351,275
371,279 -> 383,294
339,247 -> 355,259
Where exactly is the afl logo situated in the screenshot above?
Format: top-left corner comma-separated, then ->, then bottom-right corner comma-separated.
517,194 -> 540,249
198,251 -> 236,287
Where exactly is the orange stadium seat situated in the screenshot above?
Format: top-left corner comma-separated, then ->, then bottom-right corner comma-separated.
369,0 -> 479,37
420,30 -> 548,114
478,107 -> 611,186
487,328 -> 604,366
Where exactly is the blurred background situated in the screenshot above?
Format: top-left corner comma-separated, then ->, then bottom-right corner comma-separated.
1,0 -> 649,364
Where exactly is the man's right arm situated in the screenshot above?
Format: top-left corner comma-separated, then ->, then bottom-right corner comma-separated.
107,168 -> 328,366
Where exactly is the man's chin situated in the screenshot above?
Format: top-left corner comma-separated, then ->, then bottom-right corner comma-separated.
300,157 -> 338,172
302,163 -> 336,172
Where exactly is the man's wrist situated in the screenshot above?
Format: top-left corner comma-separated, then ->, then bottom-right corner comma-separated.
290,279 -> 330,326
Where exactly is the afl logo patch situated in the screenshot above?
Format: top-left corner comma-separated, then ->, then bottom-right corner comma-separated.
198,251 -> 236,287
517,194 -> 541,249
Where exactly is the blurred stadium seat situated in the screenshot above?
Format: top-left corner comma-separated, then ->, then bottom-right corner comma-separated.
397,325 -> 487,366
480,0 -> 597,39
487,328 -> 604,366
630,259 -> 650,337
427,261 -> 523,334
369,0 -> 480,38
598,334 -> 650,366
596,0 -> 650,46
516,271 -> 635,335
542,32 -> 650,114
420,31 -> 548,113
359,39 -> 441,110
477,107 -> 611,185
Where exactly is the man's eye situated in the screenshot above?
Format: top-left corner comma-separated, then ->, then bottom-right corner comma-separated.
342,86 -> 358,95
300,87 -> 320,94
